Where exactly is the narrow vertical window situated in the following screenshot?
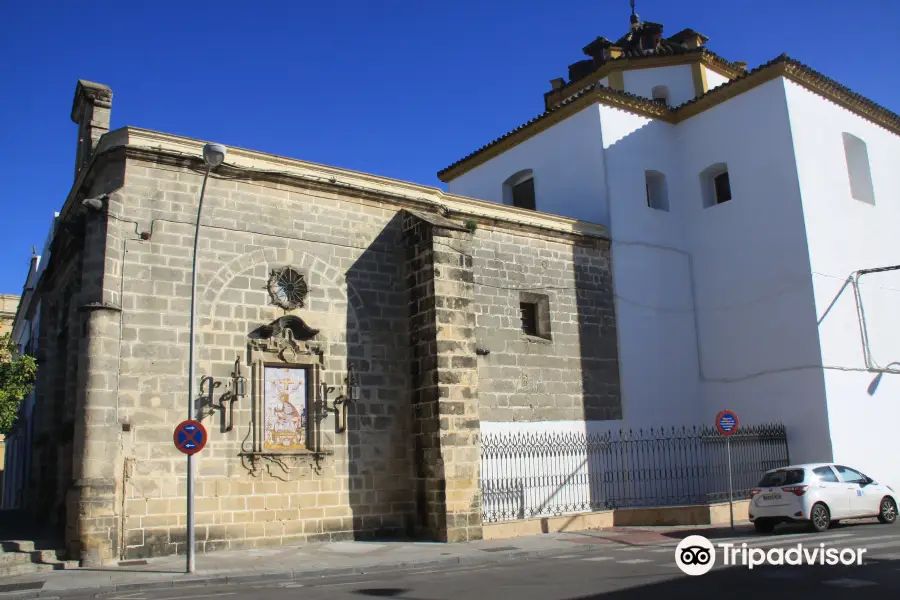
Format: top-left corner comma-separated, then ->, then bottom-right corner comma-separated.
519,302 -> 538,336
645,170 -> 669,211
842,133 -> 875,205
512,177 -> 536,210
713,171 -> 731,204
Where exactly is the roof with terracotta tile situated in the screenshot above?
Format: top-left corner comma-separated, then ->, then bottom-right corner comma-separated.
437,54 -> 900,182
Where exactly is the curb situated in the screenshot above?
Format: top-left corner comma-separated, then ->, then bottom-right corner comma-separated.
0,545 -> 601,599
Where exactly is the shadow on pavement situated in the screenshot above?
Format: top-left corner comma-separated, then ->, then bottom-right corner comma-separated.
567,556 -> 900,599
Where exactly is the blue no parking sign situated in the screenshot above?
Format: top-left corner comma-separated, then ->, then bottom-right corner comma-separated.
173,420 -> 208,455
715,410 -> 739,436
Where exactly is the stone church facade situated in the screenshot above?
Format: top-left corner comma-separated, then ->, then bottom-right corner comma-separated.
21,80 -> 620,564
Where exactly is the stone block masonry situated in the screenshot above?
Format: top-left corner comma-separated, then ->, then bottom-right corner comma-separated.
26,103 -> 620,562
111,159 -> 414,559
472,228 -> 621,422
404,211 -> 482,543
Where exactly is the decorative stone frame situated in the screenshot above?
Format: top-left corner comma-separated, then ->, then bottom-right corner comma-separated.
241,315 -> 330,475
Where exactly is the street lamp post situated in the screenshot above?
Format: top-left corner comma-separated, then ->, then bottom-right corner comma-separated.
186,143 -> 227,574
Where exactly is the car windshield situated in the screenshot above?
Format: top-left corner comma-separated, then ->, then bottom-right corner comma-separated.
758,469 -> 805,487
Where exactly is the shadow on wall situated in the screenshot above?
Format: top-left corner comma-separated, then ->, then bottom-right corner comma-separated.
344,212 -> 415,540
574,238 -> 622,512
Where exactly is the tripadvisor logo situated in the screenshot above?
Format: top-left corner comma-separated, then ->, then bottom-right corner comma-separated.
675,535 -> 867,575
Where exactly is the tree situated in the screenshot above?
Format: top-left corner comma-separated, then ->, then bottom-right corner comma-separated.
0,332 -> 37,434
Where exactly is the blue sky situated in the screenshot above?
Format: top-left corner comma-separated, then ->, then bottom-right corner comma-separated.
1,0 -> 897,293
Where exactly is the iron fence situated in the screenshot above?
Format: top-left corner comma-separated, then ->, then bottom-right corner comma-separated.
480,423 -> 789,522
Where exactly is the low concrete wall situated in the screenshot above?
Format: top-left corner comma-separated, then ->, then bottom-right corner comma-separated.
709,499 -> 750,524
482,511 -> 614,540
613,500 -> 751,527
481,501 -> 750,540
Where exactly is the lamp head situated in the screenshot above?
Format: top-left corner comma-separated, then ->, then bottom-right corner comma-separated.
203,143 -> 227,168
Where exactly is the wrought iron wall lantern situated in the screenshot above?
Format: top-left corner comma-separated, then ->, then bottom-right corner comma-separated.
347,363 -> 360,402
319,364 -> 359,434
220,355 -> 246,432
233,356 -> 247,399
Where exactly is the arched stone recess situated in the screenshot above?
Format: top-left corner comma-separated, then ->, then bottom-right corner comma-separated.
196,247 -> 371,379
190,245 -> 376,480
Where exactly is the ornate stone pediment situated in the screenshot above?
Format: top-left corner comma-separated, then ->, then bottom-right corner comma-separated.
248,315 -> 323,364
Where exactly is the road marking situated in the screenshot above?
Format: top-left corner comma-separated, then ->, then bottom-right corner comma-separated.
151,594 -> 236,600
848,539 -> 900,551
616,559 -> 653,564
550,554 -> 591,559
583,556 -> 615,562
848,533 -> 900,544
712,533 -> 856,548
823,578 -> 877,588
659,531 -> 859,548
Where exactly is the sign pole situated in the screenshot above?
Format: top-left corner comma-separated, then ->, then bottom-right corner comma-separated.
727,436 -> 734,530
173,419 -> 207,572
185,165 -> 211,575
715,409 -> 740,532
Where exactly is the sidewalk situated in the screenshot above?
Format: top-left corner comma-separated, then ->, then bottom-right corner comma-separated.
0,521 -> 754,598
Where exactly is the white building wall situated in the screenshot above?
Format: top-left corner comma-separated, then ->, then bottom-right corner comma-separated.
621,65 -> 696,107
598,106 -> 701,426
447,106 -> 608,225
703,67 -> 730,92
452,73 -> 897,504
784,80 -> 900,489
675,77 -> 832,466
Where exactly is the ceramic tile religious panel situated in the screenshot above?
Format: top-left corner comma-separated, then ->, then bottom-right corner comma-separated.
263,365 -> 309,450
246,313 -> 325,457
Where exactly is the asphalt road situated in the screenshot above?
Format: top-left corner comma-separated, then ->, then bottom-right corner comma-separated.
91,522 -> 900,600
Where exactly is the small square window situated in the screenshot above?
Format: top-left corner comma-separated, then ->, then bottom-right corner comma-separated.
518,292 -> 551,340
700,163 -> 731,208
651,85 -> 669,107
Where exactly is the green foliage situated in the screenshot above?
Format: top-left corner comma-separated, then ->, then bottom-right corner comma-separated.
0,332 -> 37,434
464,218 -> 478,232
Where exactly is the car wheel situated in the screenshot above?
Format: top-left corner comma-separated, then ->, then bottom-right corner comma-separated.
810,503 -> 831,532
878,497 -> 898,524
754,519 -> 775,534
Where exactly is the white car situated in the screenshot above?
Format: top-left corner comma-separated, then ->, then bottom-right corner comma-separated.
749,463 -> 898,533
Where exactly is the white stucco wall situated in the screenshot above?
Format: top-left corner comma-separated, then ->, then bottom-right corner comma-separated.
704,67 -> 730,92
621,65 -> 696,107
447,71 -> 896,501
785,80 -> 900,489
598,106 -> 702,427
675,77 -> 832,467
446,106 -> 608,225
